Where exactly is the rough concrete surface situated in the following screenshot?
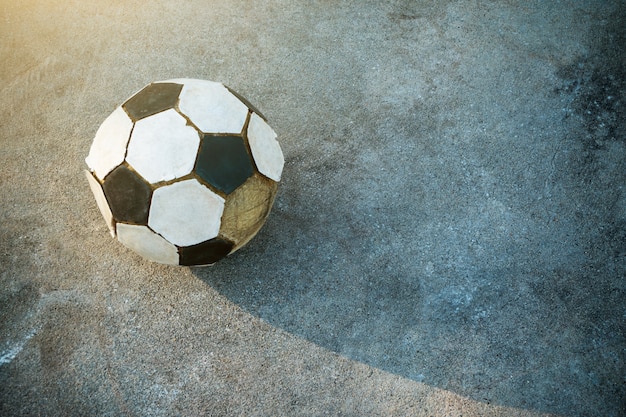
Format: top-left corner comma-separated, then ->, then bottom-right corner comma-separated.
1,1 -> 625,416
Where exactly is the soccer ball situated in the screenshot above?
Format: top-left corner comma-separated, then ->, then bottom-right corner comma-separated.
85,79 -> 284,266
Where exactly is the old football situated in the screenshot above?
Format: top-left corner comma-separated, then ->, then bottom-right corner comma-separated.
85,79 -> 284,266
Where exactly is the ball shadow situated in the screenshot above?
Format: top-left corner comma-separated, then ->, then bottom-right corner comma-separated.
191,147 -> 621,417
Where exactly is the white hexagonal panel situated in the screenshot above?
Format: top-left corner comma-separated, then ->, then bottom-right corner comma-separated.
177,79 -> 248,134
85,106 -> 133,181
126,108 -> 200,184
148,179 -> 225,247
116,223 -> 179,265
85,170 -> 115,237
247,113 -> 284,182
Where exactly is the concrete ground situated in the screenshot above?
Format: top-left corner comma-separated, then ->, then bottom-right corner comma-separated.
1,1 -> 625,416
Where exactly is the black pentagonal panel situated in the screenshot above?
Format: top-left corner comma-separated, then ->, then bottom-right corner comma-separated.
225,85 -> 267,121
102,165 -> 152,224
196,135 -> 254,194
179,237 -> 234,266
122,83 -> 183,121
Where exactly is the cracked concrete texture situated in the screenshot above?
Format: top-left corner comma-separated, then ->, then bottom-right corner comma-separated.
1,1 -> 625,416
